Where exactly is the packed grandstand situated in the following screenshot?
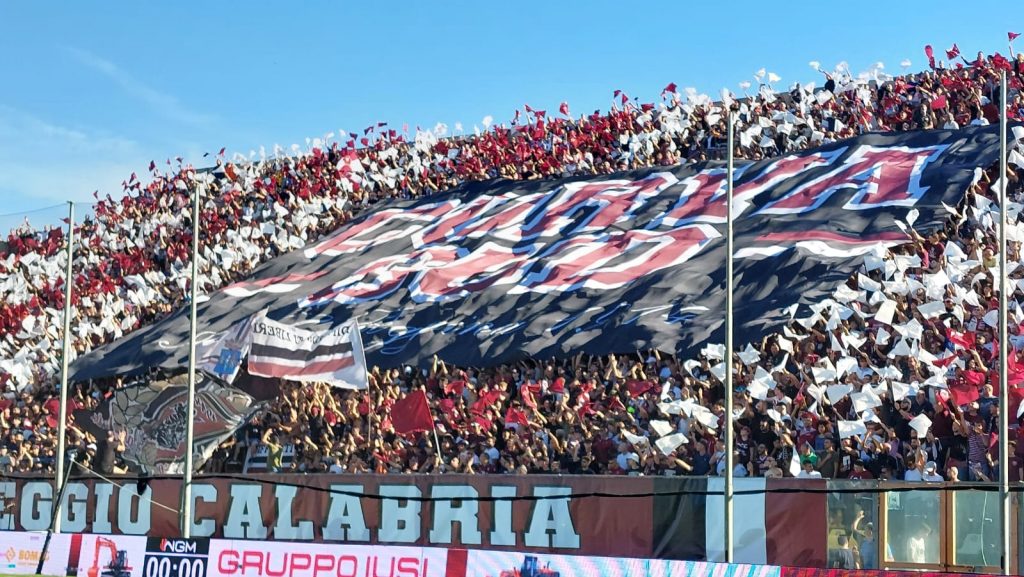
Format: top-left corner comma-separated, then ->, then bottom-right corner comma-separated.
2,47 -> 1024,494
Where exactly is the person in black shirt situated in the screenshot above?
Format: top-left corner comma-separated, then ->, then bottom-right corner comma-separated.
690,441 -> 711,476
910,389 -> 935,418
735,426 -> 754,467
752,418 -> 778,455
829,535 -> 858,569
95,431 -> 124,475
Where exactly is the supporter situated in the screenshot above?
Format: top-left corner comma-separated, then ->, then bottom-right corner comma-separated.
847,459 -> 874,480
922,460 -> 944,482
798,460 -> 823,479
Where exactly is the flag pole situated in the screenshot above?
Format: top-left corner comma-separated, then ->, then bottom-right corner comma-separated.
54,200 -> 74,534
432,427 -> 443,466
353,319 -> 374,467
182,179 -> 202,538
724,110 -> 735,564
998,69 -> 1011,576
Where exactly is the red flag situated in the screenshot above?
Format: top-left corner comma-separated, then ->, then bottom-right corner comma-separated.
505,407 -> 529,428
559,102 -> 570,116
1010,32 -> 1021,42
925,45 -> 936,68
661,82 -> 677,98
444,380 -> 467,396
627,380 -> 656,398
471,389 -> 502,415
437,398 -> 455,414
576,402 -> 597,419
390,390 -> 434,435
949,380 -> 981,406
549,377 -> 566,394
521,386 -> 537,409
930,94 -> 948,110
993,52 -> 1013,71
948,330 -> 976,350
607,396 -> 626,412
945,44 -> 960,61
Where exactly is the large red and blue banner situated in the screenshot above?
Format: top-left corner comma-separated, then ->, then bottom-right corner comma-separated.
70,126 -> 1001,377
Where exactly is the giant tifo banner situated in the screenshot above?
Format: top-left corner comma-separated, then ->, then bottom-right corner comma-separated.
1,475 -> 825,567
68,127 -> 1002,378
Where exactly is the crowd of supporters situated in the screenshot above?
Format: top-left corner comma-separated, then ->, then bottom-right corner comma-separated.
3,48 -> 1024,485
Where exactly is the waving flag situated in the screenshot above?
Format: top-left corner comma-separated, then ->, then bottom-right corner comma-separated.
248,317 -> 367,389
73,375 -> 262,474
196,315 -> 256,383
390,390 -> 434,434
72,126 -> 1005,380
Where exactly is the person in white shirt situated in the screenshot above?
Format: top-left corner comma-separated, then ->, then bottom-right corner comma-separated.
715,451 -> 750,477
904,454 -> 925,481
908,523 -> 933,563
797,460 -> 822,479
922,461 -> 944,482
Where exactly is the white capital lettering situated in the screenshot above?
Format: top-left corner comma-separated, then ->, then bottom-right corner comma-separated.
190,483 -> 217,537
223,484 -> 268,539
19,481 -> 52,531
429,485 -> 482,545
92,483 -> 114,533
524,487 -> 580,549
378,485 -> 421,543
59,482 -> 89,534
489,485 -> 517,547
272,485 -> 314,540
117,484 -> 151,534
0,482 -> 14,529
323,484 -> 370,542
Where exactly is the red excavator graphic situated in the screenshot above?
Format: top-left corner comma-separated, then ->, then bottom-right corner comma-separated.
496,556 -> 560,577
86,537 -> 132,577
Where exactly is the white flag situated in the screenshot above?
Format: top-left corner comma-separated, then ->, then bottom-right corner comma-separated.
248,317 -> 368,389
196,315 -> 256,383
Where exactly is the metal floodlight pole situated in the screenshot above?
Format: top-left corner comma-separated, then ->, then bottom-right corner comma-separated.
54,201 -> 75,534
182,180 -> 202,538
998,69 -> 1011,576
724,110 -> 735,564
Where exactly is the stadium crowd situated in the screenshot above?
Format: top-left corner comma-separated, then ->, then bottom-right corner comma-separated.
3,46 -> 1024,487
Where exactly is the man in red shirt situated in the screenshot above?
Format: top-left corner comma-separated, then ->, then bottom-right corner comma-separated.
848,459 -> 875,480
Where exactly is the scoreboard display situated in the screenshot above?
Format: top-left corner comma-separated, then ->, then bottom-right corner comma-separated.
142,539 -> 209,577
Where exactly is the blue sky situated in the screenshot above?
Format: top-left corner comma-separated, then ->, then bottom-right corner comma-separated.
1,1 -> 1020,221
